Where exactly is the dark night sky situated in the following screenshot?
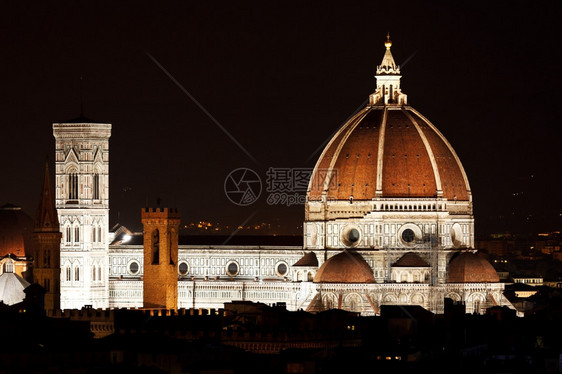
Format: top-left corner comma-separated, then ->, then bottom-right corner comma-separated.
1,1 -> 561,237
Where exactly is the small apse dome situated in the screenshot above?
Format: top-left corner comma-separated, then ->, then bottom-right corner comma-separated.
313,250 -> 375,283
448,252 -> 500,283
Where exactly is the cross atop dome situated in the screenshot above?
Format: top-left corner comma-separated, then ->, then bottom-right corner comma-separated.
369,33 -> 408,106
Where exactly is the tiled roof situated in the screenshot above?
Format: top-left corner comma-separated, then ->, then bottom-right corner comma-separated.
448,252 -> 500,283
393,252 -> 430,267
307,107 -> 470,201
0,272 -> 30,306
292,252 -> 319,267
314,250 -> 374,283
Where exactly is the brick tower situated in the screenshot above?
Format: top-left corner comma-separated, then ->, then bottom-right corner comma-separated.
32,161 -> 62,311
142,207 -> 180,309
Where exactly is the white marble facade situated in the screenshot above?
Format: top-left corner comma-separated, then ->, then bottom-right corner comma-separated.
53,121 -> 111,310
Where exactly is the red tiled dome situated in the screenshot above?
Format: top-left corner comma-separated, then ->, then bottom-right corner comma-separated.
313,250 -> 374,283
0,204 -> 34,257
448,252 -> 499,283
393,252 -> 429,267
307,106 -> 470,201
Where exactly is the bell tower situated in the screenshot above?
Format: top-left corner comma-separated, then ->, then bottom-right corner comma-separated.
142,207 -> 180,309
53,118 -> 111,309
32,161 -> 62,311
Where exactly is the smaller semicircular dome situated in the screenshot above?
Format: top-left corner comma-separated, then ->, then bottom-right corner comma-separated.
314,250 -> 375,283
448,251 -> 499,283
393,252 -> 430,267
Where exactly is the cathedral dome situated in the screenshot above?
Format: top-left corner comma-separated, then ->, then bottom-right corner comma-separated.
448,252 -> 499,283
0,204 -> 34,257
307,107 -> 470,201
313,250 -> 375,283
306,36 -> 470,207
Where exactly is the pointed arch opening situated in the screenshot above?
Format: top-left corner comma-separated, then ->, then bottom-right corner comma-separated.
93,164 -> 102,201
93,173 -> 100,200
67,167 -> 79,201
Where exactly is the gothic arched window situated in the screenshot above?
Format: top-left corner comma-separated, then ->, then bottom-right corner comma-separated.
66,226 -> 72,243
69,172 -> 78,200
93,173 -> 100,200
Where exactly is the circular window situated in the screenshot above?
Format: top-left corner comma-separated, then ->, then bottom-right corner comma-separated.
178,261 -> 189,276
226,261 -> 239,276
401,229 -> 415,243
340,225 -> 361,248
128,261 -> 140,275
451,223 -> 463,248
348,229 -> 360,243
276,262 -> 288,277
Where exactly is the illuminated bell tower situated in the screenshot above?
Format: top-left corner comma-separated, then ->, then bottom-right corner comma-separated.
53,118 -> 111,309
142,207 -> 180,309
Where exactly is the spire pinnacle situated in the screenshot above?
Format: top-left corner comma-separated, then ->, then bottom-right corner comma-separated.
378,33 -> 399,75
34,159 -> 60,232
385,32 -> 392,49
